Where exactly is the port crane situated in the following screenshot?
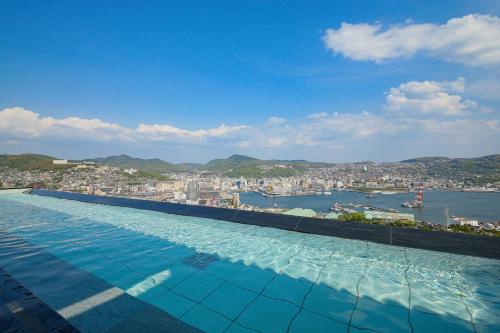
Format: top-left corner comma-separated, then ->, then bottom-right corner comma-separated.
401,184 -> 424,208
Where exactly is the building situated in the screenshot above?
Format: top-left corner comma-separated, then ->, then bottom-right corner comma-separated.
232,192 -> 240,208
187,181 -> 199,201
53,159 -> 68,165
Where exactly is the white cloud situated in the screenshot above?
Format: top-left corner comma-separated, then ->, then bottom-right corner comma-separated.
266,137 -> 287,147
306,112 -> 328,119
323,14 -> 500,67
136,123 -> 248,141
266,116 -> 286,126
0,107 -> 247,143
385,78 -> 478,117
1,89 -> 498,160
0,107 -> 128,140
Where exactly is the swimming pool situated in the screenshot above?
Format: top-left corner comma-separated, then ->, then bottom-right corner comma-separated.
0,194 -> 498,332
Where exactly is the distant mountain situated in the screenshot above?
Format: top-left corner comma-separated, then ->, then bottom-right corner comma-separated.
82,154 -> 186,173
205,154 -> 262,170
0,153 -> 72,171
201,154 -> 335,177
401,154 -> 500,181
400,157 -> 453,163
3,152 -> 498,181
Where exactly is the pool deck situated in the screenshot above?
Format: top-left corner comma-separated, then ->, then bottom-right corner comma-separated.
0,231 -> 201,333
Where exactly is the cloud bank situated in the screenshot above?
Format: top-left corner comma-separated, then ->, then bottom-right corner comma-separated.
1,78 -> 498,161
323,14 -> 500,67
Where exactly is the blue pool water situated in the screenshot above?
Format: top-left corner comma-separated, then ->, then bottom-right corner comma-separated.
0,194 -> 498,333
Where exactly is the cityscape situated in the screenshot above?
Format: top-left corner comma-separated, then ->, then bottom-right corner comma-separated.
1,153 -> 499,235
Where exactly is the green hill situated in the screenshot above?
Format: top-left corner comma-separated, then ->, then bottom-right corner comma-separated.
400,157 -> 452,163
0,154 -> 71,171
401,154 -> 500,183
83,154 -> 186,174
205,154 -> 262,170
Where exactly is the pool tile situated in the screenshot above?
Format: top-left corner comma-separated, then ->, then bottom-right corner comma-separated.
263,273 -> 313,305
122,254 -> 173,275
91,265 -> 146,290
351,297 -> 411,332
358,275 -> 409,308
316,266 -> 361,296
279,256 -> 323,281
289,309 -> 347,333
106,304 -> 201,333
203,259 -> 244,280
148,291 -> 197,318
126,274 -> 169,300
303,284 -> 355,323
228,265 -> 275,293
411,310 -> 475,333
174,272 -> 223,302
202,283 -> 256,320
182,304 -> 232,333
153,262 -> 197,289
237,295 -> 298,333
225,322 -> 259,333
409,272 -> 468,319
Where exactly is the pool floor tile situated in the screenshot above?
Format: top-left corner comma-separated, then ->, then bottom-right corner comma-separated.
289,309 -> 348,333
153,262 -> 197,289
303,284 -> 356,324
125,275 -> 169,300
410,310 -> 475,333
358,275 -> 409,308
224,322 -> 260,333
351,297 -> 412,332
174,272 -> 224,302
93,266 -> 146,291
202,283 -> 256,320
228,265 -> 275,293
202,259 -> 244,280
148,291 -> 197,318
237,295 -> 298,333
263,273 -> 313,305
182,304 -> 232,333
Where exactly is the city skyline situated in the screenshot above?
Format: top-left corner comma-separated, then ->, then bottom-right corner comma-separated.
1,1 -> 500,163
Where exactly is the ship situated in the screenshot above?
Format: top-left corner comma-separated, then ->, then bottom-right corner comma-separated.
401,185 -> 423,208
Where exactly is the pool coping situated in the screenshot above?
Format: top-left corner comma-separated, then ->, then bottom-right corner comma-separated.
30,190 -> 500,260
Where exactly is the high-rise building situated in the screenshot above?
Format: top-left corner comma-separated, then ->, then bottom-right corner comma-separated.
187,181 -> 199,201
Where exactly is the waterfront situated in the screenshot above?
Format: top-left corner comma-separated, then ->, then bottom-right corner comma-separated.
240,190 -> 500,225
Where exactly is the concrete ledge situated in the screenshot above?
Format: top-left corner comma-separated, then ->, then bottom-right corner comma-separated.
31,190 -> 500,260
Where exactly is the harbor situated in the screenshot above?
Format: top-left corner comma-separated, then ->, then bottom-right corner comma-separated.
240,189 -> 500,225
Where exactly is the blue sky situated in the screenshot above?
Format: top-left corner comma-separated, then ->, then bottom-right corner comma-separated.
1,0 -> 499,162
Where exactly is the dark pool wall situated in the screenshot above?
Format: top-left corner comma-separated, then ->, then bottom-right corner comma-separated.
31,190 -> 500,260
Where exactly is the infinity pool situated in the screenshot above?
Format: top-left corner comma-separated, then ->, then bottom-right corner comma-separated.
0,194 -> 498,332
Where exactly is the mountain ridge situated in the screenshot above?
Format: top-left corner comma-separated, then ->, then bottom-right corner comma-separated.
1,153 -> 498,180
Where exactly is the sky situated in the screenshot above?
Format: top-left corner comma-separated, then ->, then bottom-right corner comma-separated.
1,0 -> 499,163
